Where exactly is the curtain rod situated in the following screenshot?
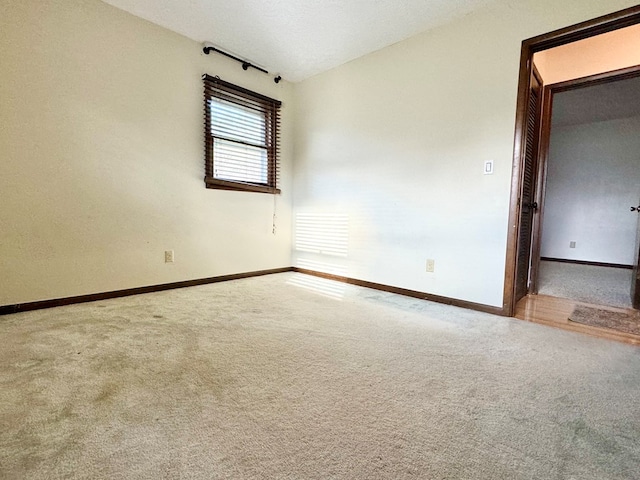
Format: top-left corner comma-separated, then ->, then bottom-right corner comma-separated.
202,42 -> 282,83
202,44 -> 267,74
202,43 -> 282,83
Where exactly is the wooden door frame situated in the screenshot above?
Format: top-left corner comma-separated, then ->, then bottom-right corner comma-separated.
528,64 -> 640,295
503,5 -> 640,316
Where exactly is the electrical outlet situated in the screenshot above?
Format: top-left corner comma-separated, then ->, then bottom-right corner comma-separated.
426,259 -> 435,273
165,250 -> 174,263
569,241 -> 576,249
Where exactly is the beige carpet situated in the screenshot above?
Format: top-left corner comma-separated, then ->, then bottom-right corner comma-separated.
1,272 -> 639,479
570,305 -> 640,336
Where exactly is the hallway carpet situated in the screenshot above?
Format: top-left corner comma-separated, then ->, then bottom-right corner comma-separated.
538,260 -> 632,308
1,273 -> 639,479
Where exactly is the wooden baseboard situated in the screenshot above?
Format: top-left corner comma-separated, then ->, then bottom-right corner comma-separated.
0,267 -> 293,316
541,257 -> 633,269
292,268 -> 506,316
1,266 -> 506,318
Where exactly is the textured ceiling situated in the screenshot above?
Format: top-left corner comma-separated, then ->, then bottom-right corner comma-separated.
552,75 -> 640,127
101,0 -> 498,82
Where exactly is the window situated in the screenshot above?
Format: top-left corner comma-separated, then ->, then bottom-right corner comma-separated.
203,75 -> 281,194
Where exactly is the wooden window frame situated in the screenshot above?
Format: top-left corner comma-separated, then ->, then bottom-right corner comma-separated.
203,75 -> 281,194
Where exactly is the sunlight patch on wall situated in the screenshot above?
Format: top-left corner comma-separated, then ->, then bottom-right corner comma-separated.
295,213 -> 349,257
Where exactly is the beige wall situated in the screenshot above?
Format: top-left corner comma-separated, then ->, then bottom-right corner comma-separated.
292,0 -> 638,307
534,24 -> 640,85
0,0 -> 293,305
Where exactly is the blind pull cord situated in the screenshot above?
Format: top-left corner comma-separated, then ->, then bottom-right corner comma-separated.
272,194 -> 277,235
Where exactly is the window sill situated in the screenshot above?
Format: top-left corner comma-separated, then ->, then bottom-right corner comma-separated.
205,177 -> 281,194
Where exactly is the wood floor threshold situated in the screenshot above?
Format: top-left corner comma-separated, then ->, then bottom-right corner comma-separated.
515,294 -> 640,346
293,268 -> 506,316
0,267 -> 293,316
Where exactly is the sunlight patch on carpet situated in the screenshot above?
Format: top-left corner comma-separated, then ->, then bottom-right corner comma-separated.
287,273 -> 345,299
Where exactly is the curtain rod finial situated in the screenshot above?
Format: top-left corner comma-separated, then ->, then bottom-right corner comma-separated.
202,42 -> 215,55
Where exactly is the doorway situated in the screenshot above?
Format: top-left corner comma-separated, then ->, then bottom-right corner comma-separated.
503,5 -> 640,316
534,70 -> 640,310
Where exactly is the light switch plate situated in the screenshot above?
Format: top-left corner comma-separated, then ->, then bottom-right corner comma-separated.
484,160 -> 494,175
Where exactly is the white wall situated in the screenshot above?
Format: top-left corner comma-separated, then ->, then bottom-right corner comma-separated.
292,0 -> 638,308
540,116 -> 640,265
534,23 -> 640,85
0,0 -> 293,306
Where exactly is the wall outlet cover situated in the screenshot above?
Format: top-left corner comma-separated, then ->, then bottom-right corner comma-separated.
426,259 -> 435,273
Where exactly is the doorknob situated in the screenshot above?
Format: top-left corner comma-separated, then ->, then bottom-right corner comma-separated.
631,206 -> 640,212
